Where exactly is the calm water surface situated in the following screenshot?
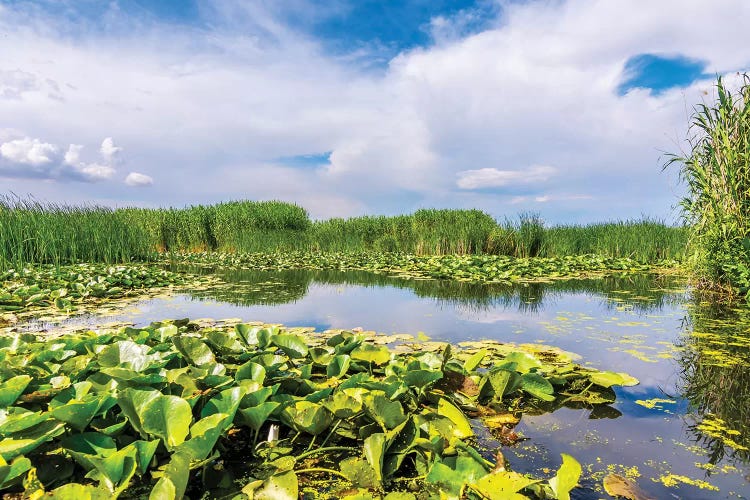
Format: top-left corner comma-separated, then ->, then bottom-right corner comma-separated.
38,268 -> 750,499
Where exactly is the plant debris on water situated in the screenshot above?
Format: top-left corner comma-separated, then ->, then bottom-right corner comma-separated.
0,318 -> 642,499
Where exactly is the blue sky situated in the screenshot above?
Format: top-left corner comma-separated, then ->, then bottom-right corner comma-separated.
1,0 -> 748,222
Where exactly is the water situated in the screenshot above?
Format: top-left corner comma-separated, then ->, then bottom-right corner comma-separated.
35,268 -> 750,498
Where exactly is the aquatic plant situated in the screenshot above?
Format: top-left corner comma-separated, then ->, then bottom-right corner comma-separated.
0,318 -> 639,498
0,263 -> 200,321
665,74 -> 750,292
167,251 -> 677,285
1,196 -> 687,270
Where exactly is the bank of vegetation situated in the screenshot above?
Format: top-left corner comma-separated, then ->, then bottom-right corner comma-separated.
0,197 -> 686,271
666,74 -> 750,294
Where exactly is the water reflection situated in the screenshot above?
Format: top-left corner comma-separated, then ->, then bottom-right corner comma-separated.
678,299 -> 750,466
173,265 -> 685,314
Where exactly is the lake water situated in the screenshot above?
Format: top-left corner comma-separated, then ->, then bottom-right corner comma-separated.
34,268 -> 750,499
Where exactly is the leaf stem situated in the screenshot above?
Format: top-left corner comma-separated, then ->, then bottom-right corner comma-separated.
295,446 -> 356,462
294,467 -> 350,481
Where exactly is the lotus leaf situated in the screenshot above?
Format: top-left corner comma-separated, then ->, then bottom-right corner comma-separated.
116,388 -> 160,439
271,334 -> 309,358
326,354 -> 351,378
470,470 -> 539,499
200,386 -> 245,421
280,401 -> 334,435
0,409 -> 49,435
46,483 -> 111,499
548,453 -> 581,500
0,420 -> 65,460
364,392 -> 407,430
0,455 -> 32,489
149,450 -> 190,500
324,390 -> 362,419
178,413 -> 228,461
249,470 -> 298,500
340,457 -> 379,489
98,341 -> 159,372
0,375 -> 31,407
351,344 -> 391,365
235,361 -> 266,383
172,336 -> 216,366
588,371 -> 640,388
364,432 -> 386,485
437,398 -> 473,439
402,369 -> 443,388
141,395 -> 192,449
520,373 -> 556,402
239,402 -> 280,433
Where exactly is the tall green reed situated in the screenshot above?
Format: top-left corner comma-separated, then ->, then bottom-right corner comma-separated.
665,74 -> 750,290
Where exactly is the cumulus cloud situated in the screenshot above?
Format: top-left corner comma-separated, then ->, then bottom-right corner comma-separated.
100,138 -> 122,166
0,137 -> 58,166
456,166 -> 556,190
0,0 -> 748,221
124,172 -> 154,187
0,135 -> 120,182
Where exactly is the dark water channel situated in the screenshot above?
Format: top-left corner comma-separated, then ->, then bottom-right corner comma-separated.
46,268 -> 750,498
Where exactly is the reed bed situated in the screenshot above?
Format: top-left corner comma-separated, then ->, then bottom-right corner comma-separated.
665,74 -> 750,290
0,196 -> 687,270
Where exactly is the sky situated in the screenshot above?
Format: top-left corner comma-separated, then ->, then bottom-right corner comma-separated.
1,0 -> 748,223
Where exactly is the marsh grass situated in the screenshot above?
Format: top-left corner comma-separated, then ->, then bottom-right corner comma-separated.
310,209 -> 496,254
542,218 -> 688,261
0,196 -> 154,269
665,74 -> 750,290
1,196 -> 686,270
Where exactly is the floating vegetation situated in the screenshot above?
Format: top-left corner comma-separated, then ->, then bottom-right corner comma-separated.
678,301 -> 750,464
0,318 -> 642,498
166,252 -> 681,285
0,264 -> 214,323
694,416 -> 749,452
634,398 -> 677,411
653,473 -> 720,491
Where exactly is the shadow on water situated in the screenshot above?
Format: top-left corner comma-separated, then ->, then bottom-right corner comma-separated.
170,264 -> 685,314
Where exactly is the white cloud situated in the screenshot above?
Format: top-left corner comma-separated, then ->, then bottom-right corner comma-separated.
78,164 -> 116,181
456,165 -> 556,190
0,137 -> 58,166
124,172 -> 154,187
0,0 -> 748,221
0,135 -> 120,182
100,138 -> 122,165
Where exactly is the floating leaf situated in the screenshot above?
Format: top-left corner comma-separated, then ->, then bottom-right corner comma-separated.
141,395 -> 192,449
252,471 -> 298,500
172,337 -> 216,366
588,371 -> 639,388
326,355 -> 351,378
239,402 -> 280,433
271,334 -> 308,358
0,375 -> 31,407
351,344 -> 391,365
364,433 -> 386,486
520,373 -> 555,402
504,352 -> 542,373
470,470 -> 540,499
149,450 -> 190,500
603,473 -> 654,500
549,453 -> 581,500
364,392 -> 407,430
280,401 -> 333,436
235,361 -> 266,383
